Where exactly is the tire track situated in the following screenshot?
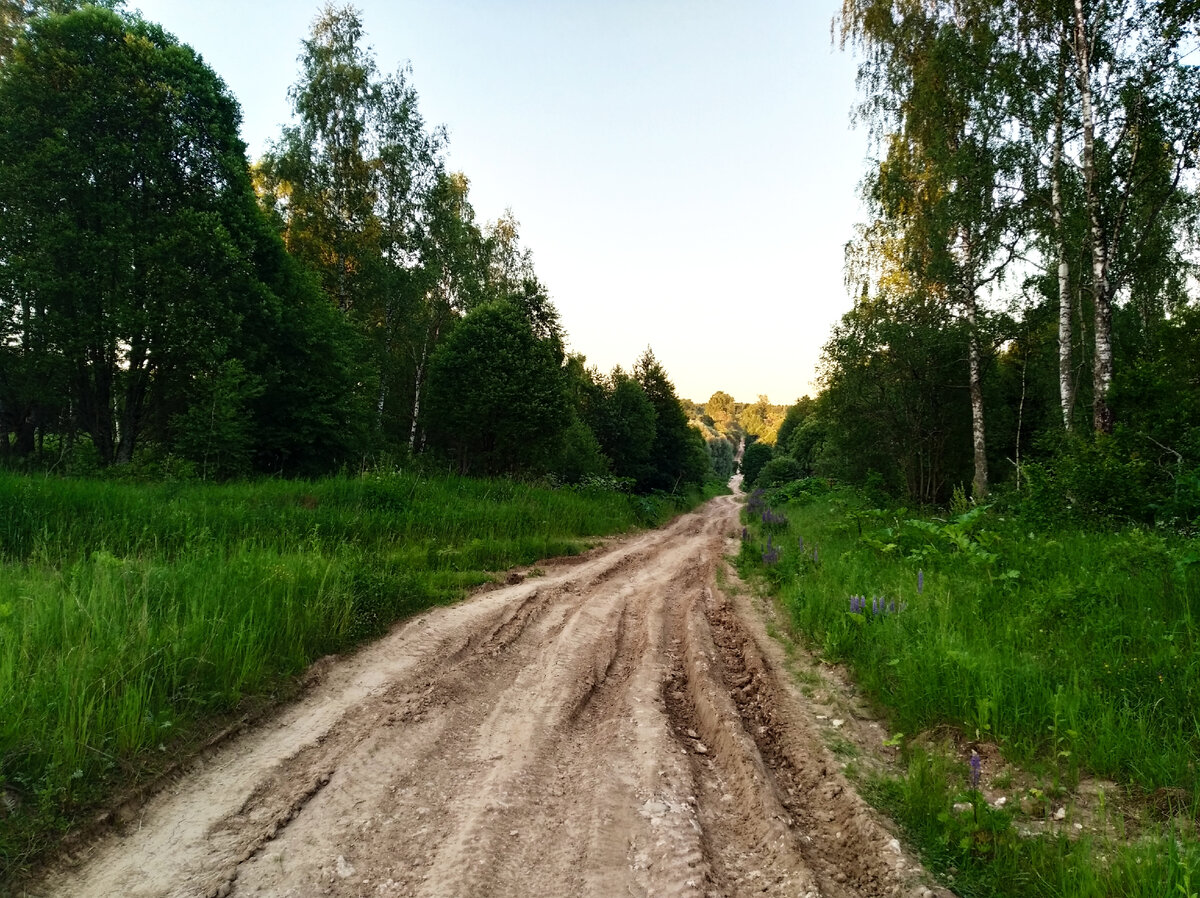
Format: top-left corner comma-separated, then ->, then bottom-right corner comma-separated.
39,493 -> 945,898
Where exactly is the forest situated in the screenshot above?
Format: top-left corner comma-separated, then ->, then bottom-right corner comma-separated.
0,1 -> 718,495
728,2 -> 1200,894
735,0 -> 1200,528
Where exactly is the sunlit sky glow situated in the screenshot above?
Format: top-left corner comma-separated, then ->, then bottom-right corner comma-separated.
131,1 -> 869,405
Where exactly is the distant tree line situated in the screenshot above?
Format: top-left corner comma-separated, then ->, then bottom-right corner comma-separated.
742,0 -> 1200,526
0,3 -> 712,492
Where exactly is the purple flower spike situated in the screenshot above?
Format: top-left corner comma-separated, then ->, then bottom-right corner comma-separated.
742,527 -> 748,541
918,569 -> 924,594
969,751 -> 982,789
887,600 -> 896,614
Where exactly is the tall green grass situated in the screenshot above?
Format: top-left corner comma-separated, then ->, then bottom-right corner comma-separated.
739,481 -> 1200,895
0,471 -> 708,881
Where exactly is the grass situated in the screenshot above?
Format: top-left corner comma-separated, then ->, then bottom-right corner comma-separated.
738,479 -> 1200,896
0,470 -> 721,882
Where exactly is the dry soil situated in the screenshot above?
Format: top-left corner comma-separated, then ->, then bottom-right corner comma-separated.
39,491 -> 949,898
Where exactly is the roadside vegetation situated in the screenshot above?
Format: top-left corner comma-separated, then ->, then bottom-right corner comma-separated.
0,470 -> 724,880
737,479 -> 1200,896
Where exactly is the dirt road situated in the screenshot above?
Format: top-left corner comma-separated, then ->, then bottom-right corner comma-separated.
42,493 -> 945,898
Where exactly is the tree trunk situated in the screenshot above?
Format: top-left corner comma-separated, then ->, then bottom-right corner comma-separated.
408,340 -> 429,453
1072,0 -> 1115,434
1051,42 -> 1074,430
966,290 -> 988,500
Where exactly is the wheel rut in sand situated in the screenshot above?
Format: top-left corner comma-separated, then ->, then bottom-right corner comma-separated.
39,493 -> 948,898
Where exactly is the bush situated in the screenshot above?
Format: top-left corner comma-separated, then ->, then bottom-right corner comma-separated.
741,441 -> 773,485
755,455 -> 804,489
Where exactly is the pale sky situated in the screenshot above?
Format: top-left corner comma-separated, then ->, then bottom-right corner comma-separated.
131,1 -> 869,405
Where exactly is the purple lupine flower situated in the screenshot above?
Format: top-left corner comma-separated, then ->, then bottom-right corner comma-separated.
872,596 -> 881,615
918,569 -> 924,594
887,600 -> 897,614
969,751 -> 982,789
742,527 -> 748,541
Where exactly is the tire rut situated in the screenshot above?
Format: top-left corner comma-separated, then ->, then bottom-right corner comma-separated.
39,493 -> 944,898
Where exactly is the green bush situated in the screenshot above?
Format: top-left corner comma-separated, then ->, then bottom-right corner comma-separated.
741,440 -> 773,485
755,455 -> 804,488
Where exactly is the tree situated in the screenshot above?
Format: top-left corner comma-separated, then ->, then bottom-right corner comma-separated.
0,8 -> 269,464
704,390 -> 736,433
841,0 -> 1023,499
591,368 -> 656,482
423,302 -> 570,475
774,397 -> 816,456
0,0 -> 121,64
634,348 -> 708,492
737,395 -> 785,444
261,2 -> 379,316
708,437 -> 736,480
741,441 -> 773,487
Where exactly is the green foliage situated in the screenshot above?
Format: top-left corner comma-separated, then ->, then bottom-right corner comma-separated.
741,441 -> 773,486
739,487 -> 1200,892
591,370 -> 656,482
0,7 -> 362,475
634,349 -> 708,493
424,302 -> 570,476
704,390 -> 737,435
737,394 -> 786,444
708,436 -> 736,480
774,397 -> 815,459
739,489 -> 1200,799
868,751 -> 1200,897
0,469 -> 694,879
755,455 -> 804,489
551,417 -> 609,485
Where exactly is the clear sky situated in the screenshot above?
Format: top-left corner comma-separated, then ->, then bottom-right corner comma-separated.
130,1 -> 869,405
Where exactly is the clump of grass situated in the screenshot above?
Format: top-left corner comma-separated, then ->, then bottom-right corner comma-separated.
739,485 -> 1200,893
0,471 -> 711,882
867,749 -> 1200,897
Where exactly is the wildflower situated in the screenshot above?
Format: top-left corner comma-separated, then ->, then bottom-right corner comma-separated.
798,536 -> 804,551
887,600 -> 896,614
872,596 -> 881,615
970,751 -> 982,789
918,569 -> 924,594
741,527 -> 748,541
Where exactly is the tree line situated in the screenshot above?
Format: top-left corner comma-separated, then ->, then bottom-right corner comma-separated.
0,2 -> 713,493
747,0 -> 1199,523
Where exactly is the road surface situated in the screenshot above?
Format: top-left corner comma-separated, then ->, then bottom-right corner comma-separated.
42,492 -> 944,898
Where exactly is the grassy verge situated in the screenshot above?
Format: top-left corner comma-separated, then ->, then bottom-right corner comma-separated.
0,471 -> 721,881
737,480 -> 1200,896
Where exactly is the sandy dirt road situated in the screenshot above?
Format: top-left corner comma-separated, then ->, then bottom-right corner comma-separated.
41,492 -> 947,898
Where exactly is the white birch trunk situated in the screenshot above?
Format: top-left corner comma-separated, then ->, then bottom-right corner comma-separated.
966,290 -> 988,500
1051,53 -> 1074,430
1072,0 -> 1115,433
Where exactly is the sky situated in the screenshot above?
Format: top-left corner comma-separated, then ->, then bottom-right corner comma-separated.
130,0 -> 871,405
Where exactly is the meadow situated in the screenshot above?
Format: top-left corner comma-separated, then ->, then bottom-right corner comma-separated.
0,470 -> 710,880
739,480 -> 1200,897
